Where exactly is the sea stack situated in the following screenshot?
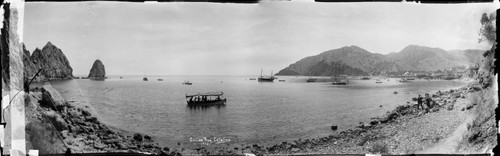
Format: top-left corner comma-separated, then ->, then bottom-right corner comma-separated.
88,59 -> 106,79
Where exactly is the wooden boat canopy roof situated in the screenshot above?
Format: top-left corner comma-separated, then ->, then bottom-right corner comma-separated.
186,92 -> 224,97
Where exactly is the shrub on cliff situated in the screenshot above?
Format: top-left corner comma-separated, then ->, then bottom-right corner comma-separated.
458,11 -> 497,153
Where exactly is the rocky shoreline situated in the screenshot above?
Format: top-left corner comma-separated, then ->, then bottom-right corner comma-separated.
25,82 -> 180,155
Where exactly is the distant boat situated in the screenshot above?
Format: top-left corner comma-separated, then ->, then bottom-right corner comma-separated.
306,78 -> 317,83
120,76 -> 123,79
398,78 -> 410,82
249,78 -> 256,80
332,75 -> 348,85
360,76 -> 371,80
278,80 -> 285,82
183,81 -> 192,85
375,79 -> 383,83
258,68 -> 275,82
158,78 -> 164,81
444,75 -> 457,80
143,77 -> 148,81
186,91 -> 226,106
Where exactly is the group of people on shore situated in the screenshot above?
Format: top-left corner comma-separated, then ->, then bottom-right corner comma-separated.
416,93 -> 434,112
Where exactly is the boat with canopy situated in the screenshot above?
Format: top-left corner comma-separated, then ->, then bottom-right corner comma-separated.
185,92 -> 226,106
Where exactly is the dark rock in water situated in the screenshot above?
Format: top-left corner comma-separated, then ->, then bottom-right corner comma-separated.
331,125 -> 338,131
41,83 -> 67,110
29,42 -> 73,82
88,59 -> 106,79
133,133 -> 143,142
144,135 -> 152,140
81,109 -> 91,116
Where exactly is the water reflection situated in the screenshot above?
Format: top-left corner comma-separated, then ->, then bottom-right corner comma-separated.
187,105 -> 226,110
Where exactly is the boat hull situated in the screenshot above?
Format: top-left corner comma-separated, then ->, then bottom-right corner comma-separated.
258,78 -> 274,82
332,82 -> 348,85
187,99 -> 226,106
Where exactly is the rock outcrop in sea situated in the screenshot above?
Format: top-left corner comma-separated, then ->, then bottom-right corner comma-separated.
87,59 -> 106,79
25,42 -> 73,82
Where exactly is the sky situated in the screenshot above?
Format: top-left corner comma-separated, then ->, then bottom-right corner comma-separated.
23,1 -> 497,76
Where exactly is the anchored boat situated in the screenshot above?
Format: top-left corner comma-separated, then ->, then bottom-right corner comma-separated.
183,81 -> 193,85
398,78 -> 410,82
258,68 -> 275,82
185,92 -> 226,106
360,76 -> 371,80
332,75 -> 349,85
306,78 -> 317,83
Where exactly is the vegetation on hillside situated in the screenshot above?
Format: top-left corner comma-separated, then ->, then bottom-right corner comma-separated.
458,11 -> 497,153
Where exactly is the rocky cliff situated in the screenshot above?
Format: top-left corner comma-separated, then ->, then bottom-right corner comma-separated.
27,42 -> 73,82
23,44 -> 36,81
277,45 -> 483,76
87,59 -> 106,79
1,3 -> 11,90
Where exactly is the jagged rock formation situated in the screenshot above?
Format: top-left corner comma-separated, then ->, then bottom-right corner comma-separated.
277,45 -> 484,76
87,59 -> 106,79
23,44 -> 36,81
26,42 -> 73,82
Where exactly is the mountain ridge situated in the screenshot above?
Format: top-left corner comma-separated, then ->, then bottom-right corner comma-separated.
276,45 -> 484,76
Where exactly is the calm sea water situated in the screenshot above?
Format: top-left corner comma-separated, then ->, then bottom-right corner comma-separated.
38,75 -> 466,148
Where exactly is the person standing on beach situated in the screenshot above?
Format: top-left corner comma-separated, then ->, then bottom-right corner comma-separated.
425,93 -> 432,109
417,95 -> 424,110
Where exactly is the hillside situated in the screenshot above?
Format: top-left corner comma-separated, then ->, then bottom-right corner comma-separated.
386,45 -> 481,71
277,45 -> 483,76
277,46 -> 403,76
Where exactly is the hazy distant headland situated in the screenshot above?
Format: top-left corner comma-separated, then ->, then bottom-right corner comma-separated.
276,45 -> 483,76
